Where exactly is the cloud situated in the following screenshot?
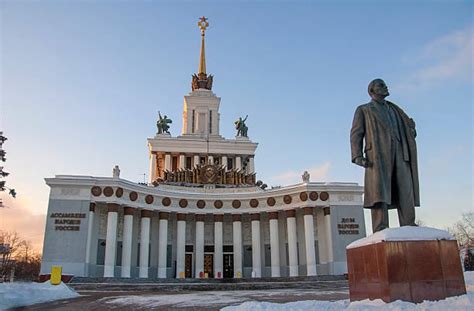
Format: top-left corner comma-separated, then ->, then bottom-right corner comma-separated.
0,196 -> 46,254
267,162 -> 331,186
395,25 -> 473,91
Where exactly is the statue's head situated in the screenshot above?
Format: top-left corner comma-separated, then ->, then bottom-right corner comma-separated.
368,79 -> 390,99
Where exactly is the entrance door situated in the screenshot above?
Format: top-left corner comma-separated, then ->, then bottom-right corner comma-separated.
223,254 -> 234,278
204,254 -> 213,278
185,254 -> 192,278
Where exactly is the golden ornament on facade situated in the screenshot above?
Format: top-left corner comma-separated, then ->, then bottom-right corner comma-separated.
299,192 -> 308,202
115,187 -> 123,198
250,199 -> 259,208
320,191 -> 329,201
91,186 -> 102,197
283,195 -> 292,204
179,199 -> 187,208
309,191 -> 319,201
197,200 -> 206,209
214,200 -> 223,209
129,191 -> 138,201
145,195 -> 154,204
267,197 -> 276,207
162,197 -> 171,206
232,200 -> 241,209
103,187 -> 114,197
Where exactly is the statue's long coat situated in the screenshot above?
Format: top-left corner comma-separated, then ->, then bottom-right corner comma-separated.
350,100 -> 420,208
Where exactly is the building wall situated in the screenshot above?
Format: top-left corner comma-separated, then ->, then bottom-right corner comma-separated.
40,198 -> 91,277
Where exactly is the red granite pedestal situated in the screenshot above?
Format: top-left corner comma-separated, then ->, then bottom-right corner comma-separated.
347,240 -> 466,303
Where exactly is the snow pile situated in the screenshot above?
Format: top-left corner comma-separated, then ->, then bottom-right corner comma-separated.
0,281 -> 79,310
223,295 -> 473,311
222,272 -> 474,311
465,271 -> 474,291
347,226 -> 454,249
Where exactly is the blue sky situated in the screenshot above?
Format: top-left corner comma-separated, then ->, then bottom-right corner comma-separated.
0,0 -> 472,251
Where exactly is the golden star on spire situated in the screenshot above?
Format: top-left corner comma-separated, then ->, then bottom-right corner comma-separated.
198,16 -> 209,35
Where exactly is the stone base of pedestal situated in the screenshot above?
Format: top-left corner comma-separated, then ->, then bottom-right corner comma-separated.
347,239 -> 466,303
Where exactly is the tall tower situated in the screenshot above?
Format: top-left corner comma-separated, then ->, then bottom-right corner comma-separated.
182,17 -> 221,137
148,17 -> 258,185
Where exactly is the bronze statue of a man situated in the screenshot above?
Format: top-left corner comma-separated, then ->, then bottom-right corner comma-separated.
350,79 -> 420,232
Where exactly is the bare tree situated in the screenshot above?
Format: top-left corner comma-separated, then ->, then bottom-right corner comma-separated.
0,231 -> 42,281
448,212 -> 474,248
0,230 -> 23,280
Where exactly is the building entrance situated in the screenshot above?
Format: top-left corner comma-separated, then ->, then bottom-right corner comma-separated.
223,254 -> 234,278
204,254 -> 213,278
185,254 -> 192,278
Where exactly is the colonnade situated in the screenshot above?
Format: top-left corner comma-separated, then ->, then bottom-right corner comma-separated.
149,153 -> 255,182
95,203 -> 331,279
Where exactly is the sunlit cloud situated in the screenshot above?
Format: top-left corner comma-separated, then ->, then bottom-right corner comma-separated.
0,196 -> 46,254
267,162 -> 331,186
395,25 -> 473,91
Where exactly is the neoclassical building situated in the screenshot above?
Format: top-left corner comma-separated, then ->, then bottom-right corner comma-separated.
40,18 -> 365,280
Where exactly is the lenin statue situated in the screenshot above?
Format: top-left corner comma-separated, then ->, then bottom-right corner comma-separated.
350,79 -> 420,232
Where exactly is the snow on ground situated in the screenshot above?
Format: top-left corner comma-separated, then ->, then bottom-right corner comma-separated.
102,289 -> 348,308
223,272 -> 474,311
223,294 -> 474,311
0,281 -> 79,310
347,226 -> 454,249
103,272 -> 474,310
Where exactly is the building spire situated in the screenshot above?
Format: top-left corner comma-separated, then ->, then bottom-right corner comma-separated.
198,16 -> 208,75
192,16 -> 213,91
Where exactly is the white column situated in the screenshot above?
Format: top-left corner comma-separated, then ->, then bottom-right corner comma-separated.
316,208 -> 328,265
149,153 -> 157,183
214,215 -> 223,278
324,207 -> 334,269
179,154 -> 185,169
286,210 -> 298,277
208,155 -> 214,164
248,157 -> 255,174
251,214 -> 262,278
121,207 -> 134,278
195,215 -> 205,278
303,207 -> 317,276
221,156 -> 227,170
84,203 -> 95,276
194,155 -> 200,168
235,156 -> 242,171
164,154 -> 171,171
269,212 -> 280,277
104,204 -> 118,277
233,215 -> 243,278
176,214 -> 186,278
158,212 -> 169,278
139,211 -> 151,278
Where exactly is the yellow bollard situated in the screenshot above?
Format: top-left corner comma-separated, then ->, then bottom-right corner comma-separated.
179,271 -> 185,278
50,266 -> 62,285
236,271 -> 241,278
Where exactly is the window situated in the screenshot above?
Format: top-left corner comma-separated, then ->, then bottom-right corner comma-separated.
192,110 -> 195,133
264,244 -> 271,267
243,245 -> 252,267
186,157 -> 192,169
167,245 -> 172,267
227,158 -> 234,170
172,156 -> 178,171
209,110 -> 212,134
96,239 -> 106,265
